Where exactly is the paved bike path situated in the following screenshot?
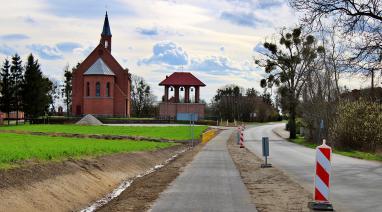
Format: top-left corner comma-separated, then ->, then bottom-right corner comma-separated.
151,129 -> 257,212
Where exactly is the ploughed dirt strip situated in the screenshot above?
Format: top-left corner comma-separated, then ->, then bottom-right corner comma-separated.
0,144 -> 188,212
0,129 -> 175,143
97,143 -> 204,212
227,134 -> 312,212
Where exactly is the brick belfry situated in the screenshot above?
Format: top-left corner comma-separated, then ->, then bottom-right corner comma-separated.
159,72 -> 206,120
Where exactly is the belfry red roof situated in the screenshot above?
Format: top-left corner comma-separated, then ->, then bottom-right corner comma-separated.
159,72 -> 206,86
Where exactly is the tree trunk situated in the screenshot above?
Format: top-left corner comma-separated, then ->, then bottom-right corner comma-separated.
66,101 -> 69,117
289,100 -> 297,139
371,70 -> 375,101
16,106 -> 19,125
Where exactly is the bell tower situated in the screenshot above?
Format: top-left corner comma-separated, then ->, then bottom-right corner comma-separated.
100,12 -> 112,52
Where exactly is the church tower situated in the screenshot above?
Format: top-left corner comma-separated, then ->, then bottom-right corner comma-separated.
100,12 -> 112,52
72,11 -> 131,117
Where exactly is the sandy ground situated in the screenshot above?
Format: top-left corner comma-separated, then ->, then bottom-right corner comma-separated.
227,134 -> 313,212
97,143 -> 204,212
0,145 -> 187,212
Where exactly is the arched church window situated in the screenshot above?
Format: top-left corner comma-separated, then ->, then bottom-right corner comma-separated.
105,41 -> 109,48
96,82 -> 101,97
106,82 -> 110,97
86,82 -> 90,96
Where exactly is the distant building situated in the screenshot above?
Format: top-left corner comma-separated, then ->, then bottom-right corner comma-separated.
158,72 -> 206,120
0,112 -> 3,125
0,111 -> 25,120
57,106 -> 64,116
72,12 -> 131,117
340,87 -> 382,103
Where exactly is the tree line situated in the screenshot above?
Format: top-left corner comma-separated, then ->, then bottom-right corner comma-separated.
0,54 -> 159,120
209,84 -> 280,122
0,54 -> 54,124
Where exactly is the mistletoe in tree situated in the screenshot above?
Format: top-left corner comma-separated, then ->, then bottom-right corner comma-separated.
255,27 -> 324,138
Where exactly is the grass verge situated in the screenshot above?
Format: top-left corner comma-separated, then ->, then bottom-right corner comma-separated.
291,135 -> 382,162
0,124 -> 208,141
0,133 -> 176,169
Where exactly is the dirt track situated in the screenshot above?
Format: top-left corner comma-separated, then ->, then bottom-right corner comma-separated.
97,143 -> 204,212
0,144 -> 187,212
227,134 -> 313,212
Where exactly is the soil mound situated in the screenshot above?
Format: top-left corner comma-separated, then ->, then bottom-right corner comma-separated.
76,114 -> 103,125
0,145 -> 187,212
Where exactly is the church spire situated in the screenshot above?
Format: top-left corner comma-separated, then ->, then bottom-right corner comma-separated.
101,11 -> 112,36
100,11 -> 112,52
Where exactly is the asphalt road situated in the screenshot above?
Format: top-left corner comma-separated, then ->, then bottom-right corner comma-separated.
150,129 -> 257,212
244,123 -> 382,212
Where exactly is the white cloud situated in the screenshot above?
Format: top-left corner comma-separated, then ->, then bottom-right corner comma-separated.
190,56 -> 239,74
138,41 -> 189,66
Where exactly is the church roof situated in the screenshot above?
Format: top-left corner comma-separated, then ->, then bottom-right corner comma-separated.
84,58 -> 115,76
101,12 -> 112,36
159,72 -> 206,86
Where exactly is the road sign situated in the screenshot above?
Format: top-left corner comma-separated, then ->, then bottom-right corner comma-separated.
177,113 -> 198,121
262,137 -> 269,156
261,137 -> 272,168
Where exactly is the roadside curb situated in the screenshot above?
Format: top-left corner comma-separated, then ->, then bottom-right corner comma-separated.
272,126 -> 289,140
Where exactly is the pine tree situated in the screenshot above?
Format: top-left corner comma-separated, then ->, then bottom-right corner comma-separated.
0,59 -> 11,125
22,54 -> 52,119
10,54 -> 23,125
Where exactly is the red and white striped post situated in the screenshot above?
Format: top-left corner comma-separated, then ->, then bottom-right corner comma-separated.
239,126 -> 245,148
309,139 -> 334,211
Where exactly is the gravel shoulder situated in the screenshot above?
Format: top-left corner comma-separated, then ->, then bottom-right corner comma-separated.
227,133 -> 312,212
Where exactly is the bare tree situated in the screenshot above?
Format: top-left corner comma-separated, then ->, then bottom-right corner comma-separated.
289,0 -> 382,97
300,27 -> 349,144
130,75 -> 156,117
61,64 -> 76,116
318,26 -> 347,98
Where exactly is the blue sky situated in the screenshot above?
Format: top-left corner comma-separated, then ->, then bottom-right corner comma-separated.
0,0 -> 312,105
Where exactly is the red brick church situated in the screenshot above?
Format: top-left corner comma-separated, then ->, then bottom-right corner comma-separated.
72,12 -> 131,117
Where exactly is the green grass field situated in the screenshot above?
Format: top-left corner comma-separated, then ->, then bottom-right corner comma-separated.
0,124 -> 208,140
291,135 -> 382,161
0,133 -> 176,169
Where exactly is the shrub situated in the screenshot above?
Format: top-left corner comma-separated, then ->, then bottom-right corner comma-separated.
329,99 -> 382,152
296,118 -> 305,134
